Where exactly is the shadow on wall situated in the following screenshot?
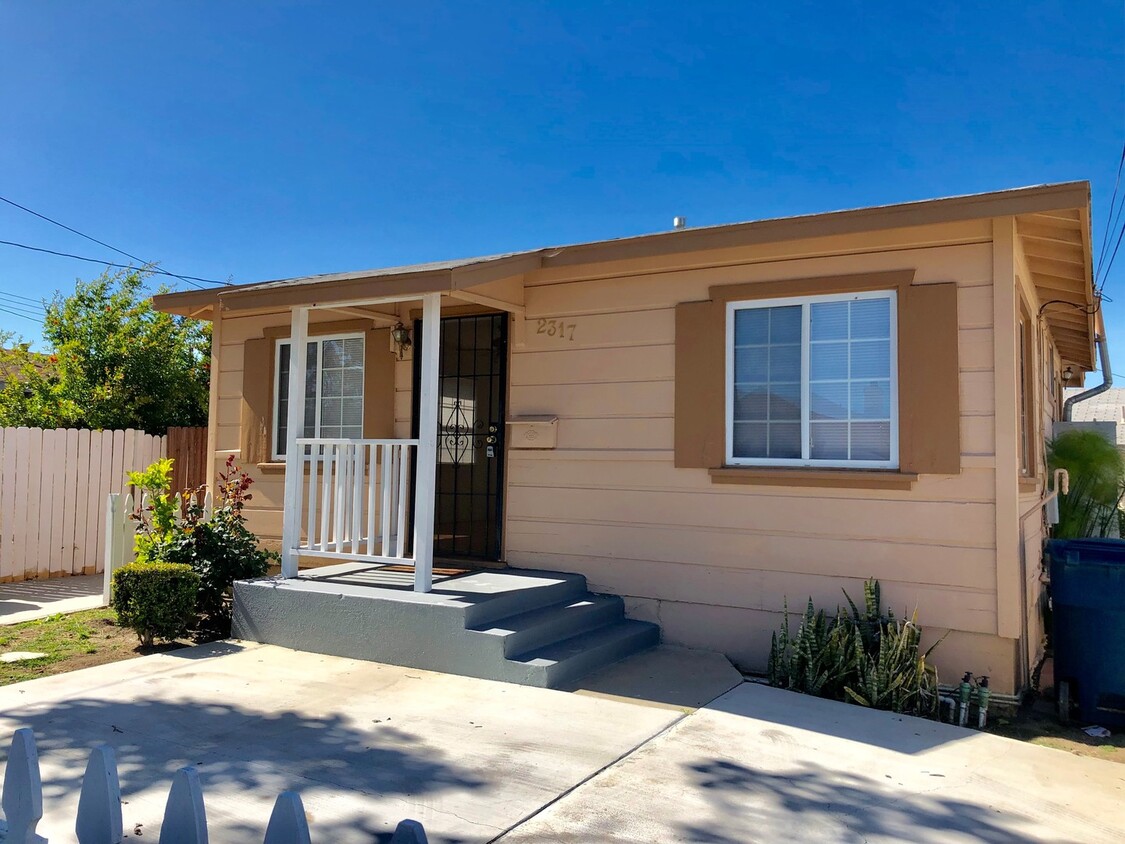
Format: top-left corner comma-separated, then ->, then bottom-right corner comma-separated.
3,677 -> 486,842
678,759 -> 1041,844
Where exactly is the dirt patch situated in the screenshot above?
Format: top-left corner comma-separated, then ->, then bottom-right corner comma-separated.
988,695 -> 1125,764
0,609 -> 191,686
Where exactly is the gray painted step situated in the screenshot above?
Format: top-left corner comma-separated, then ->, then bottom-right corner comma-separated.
471,594 -> 626,658
460,572 -> 589,628
513,619 -> 661,688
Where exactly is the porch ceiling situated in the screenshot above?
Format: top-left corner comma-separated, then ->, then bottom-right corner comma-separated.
1015,204 -> 1097,370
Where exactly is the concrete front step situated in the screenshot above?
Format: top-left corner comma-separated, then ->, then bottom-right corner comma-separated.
232,564 -> 660,689
515,620 -> 661,689
471,594 -> 626,658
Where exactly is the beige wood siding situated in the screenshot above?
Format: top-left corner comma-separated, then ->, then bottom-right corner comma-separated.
505,226 -> 1003,682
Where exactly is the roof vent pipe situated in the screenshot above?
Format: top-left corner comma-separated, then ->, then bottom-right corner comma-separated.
673,216 -> 687,230
1063,331 -> 1111,421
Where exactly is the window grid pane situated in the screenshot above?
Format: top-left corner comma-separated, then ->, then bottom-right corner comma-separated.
732,305 -> 803,460
276,335 -> 365,457
731,293 -> 894,467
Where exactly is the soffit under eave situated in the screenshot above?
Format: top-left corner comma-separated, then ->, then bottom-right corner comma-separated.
1016,207 -> 1096,371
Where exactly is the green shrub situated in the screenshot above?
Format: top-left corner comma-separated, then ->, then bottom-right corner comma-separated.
157,456 -> 277,633
768,578 -> 942,718
127,456 -> 277,635
111,562 -> 199,647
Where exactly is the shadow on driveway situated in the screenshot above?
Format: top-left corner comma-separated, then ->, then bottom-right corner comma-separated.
9,693 -> 486,842
678,758 -> 1038,844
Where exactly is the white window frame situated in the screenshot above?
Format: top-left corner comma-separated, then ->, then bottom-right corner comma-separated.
272,332 -> 366,460
725,289 -> 899,469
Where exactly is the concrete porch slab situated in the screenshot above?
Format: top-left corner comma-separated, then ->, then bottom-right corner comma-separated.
234,566 -> 661,688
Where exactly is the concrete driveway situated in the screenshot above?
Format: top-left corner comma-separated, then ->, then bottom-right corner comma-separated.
0,643 -> 1121,843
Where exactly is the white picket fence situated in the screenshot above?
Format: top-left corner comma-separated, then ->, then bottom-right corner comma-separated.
101,490 -> 214,604
0,728 -> 429,842
0,428 -> 165,583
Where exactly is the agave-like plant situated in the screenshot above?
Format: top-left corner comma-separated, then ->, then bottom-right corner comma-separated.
768,578 -> 943,719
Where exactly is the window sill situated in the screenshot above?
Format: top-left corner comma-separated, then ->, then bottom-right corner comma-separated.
257,462 -> 289,475
708,467 -> 919,490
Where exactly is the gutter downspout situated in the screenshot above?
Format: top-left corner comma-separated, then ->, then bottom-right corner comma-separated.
1017,468 -> 1069,692
1063,319 -> 1110,421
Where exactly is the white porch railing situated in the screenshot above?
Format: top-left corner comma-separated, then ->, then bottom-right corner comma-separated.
293,438 -> 418,565
0,727 -> 430,843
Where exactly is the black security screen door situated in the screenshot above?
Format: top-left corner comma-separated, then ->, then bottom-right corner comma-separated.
412,313 -> 507,562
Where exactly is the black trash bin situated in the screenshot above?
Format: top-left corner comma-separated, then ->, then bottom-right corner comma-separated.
1047,538 -> 1125,728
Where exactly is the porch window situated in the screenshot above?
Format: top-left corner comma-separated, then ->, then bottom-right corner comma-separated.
726,290 -> 898,468
273,333 -> 365,458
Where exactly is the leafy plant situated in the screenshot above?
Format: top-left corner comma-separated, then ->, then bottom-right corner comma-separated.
111,562 -> 199,647
767,578 -> 942,718
159,456 -> 277,633
1048,429 -> 1125,538
0,268 -> 209,434
127,457 -> 177,565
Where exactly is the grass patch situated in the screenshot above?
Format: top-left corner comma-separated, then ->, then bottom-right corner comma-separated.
0,608 -> 186,686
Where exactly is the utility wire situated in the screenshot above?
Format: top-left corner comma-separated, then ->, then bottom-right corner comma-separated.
0,240 -> 223,285
0,290 -> 45,306
0,304 -> 42,324
1096,141 -> 1125,283
0,194 -> 228,289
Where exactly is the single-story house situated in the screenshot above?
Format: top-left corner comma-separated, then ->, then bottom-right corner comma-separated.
154,181 -> 1099,695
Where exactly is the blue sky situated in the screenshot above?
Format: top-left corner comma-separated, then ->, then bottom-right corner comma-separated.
1,2 -> 1122,368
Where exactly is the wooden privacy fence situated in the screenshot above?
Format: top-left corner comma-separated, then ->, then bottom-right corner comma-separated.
167,425 -> 208,495
0,728 -> 430,842
0,426 -> 208,583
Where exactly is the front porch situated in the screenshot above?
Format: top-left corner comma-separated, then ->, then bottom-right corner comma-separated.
232,563 -> 659,689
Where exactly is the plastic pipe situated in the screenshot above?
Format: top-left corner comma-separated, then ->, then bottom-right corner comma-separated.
958,672 -> 972,727
977,677 -> 991,729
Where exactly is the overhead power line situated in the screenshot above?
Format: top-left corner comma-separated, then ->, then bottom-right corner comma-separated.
0,304 -> 42,324
0,194 -> 228,289
0,239 -> 224,285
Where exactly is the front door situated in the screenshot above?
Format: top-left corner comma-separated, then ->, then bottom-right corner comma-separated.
413,313 -> 507,562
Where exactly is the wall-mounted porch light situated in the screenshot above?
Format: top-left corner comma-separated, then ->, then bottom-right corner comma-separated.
1062,365 -> 1075,384
391,322 -> 413,360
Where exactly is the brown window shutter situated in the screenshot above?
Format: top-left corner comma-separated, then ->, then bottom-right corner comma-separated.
363,327 -> 395,439
899,282 -> 961,474
241,337 -> 273,464
674,300 -> 726,468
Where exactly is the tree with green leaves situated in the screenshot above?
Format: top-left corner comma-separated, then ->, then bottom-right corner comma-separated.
0,268 -> 209,434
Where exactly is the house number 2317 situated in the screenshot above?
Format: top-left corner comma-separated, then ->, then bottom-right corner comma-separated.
536,319 -> 576,340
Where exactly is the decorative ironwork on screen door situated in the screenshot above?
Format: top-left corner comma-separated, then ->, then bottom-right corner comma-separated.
413,313 -> 507,561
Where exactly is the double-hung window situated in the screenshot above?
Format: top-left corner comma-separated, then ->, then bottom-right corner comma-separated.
273,333 -> 365,458
726,290 -> 898,468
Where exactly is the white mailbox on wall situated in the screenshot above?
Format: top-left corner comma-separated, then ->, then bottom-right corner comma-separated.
506,416 -> 559,449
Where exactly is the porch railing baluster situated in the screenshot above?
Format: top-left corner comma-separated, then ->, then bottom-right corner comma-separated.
291,438 -> 419,570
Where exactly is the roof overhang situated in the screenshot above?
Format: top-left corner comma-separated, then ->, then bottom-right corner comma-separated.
1013,195 -> 1097,370
154,183 -> 1096,365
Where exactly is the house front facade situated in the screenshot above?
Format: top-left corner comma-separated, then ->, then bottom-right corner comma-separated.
154,182 -> 1098,695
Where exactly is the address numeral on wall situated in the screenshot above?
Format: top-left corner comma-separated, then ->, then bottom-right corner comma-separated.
536,319 -> 576,340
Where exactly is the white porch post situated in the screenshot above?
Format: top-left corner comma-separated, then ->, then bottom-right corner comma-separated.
412,292 -> 441,592
280,306 -> 310,578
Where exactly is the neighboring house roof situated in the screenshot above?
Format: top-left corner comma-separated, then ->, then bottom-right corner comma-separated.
0,350 -> 56,388
154,181 -> 1097,367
